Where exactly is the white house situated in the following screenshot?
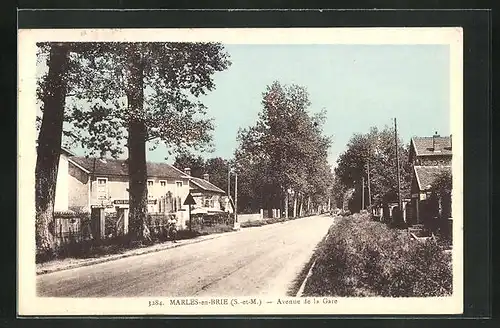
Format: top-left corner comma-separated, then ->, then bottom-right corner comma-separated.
53,149 -> 230,227
53,148 -> 75,212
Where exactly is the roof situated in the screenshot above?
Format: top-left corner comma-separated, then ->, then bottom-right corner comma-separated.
190,177 -> 225,194
69,156 -> 189,179
61,147 -> 76,157
34,145 -> 76,157
414,165 -> 452,191
411,136 -> 452,157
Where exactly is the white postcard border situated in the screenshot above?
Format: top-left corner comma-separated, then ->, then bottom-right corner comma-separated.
17,27 -> 464,316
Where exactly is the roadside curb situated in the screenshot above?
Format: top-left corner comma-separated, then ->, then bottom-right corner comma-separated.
295,224 -> 333,297
37,215 -> 330,276
36,232 -> 229,276
296,259 -> 317,297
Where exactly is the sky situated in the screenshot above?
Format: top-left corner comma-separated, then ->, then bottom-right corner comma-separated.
54,44 -> 451,168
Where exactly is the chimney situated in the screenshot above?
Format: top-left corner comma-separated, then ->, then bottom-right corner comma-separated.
184,167 -> 191,176
433,131 -> 440,152
203,173 -> 209,182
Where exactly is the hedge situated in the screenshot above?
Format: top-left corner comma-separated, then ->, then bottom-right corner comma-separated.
303,213 -> 452,297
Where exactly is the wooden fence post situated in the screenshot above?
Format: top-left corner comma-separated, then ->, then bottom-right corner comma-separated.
91,207 -> 106,240
123,208 -> 129,235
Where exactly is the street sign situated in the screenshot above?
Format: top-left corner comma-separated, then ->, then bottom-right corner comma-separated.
183,193 -> 196,206
113,199 -> 157,205
183,193 -> 196,232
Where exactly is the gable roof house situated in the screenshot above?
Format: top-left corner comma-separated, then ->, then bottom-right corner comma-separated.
179,168 -> 233,215
58,154 -> 193,215
53,148 -> 232,213
408,133 -> 452,227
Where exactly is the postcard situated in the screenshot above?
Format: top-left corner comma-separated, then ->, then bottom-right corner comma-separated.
18,27 -> 463,316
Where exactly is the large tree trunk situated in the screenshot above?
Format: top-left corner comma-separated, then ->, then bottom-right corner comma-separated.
293,191 -> 298,218
35,44 -> 70,255
126,47 -> 151,243
284,188 -> 289,219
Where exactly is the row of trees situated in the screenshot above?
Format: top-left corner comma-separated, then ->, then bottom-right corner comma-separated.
333,126 -> 412,214
36,43 -> 337,257
330,124 -> 453,224
169,82 -> 336,217
35,42 -> 231,255
233,81 -> 334,216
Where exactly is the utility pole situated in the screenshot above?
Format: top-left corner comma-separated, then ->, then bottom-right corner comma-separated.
227,163 -> 231,197
367,161 -> 372,207
234,172 -> 238,223
361,176 -> 365,210
394,118 -> 402,222
285,189 -> 289,219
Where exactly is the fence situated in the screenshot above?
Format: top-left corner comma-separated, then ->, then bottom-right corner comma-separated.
262,209 -> 281,219
237,211 -> 264,223
188,212 -> 234,230
53,212 -> 92,246
51,210 -> 236,247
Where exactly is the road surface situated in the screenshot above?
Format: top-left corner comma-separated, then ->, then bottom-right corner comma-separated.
37,215 -> 333,297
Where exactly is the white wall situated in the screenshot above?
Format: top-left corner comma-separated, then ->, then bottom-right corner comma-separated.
87,176 -> 191,215
54,154 -> 69,211
238,212 -> 264,223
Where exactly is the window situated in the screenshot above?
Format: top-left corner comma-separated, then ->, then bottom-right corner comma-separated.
96,178 -> 107,200
176,181 -> 183,188
160,180 -> 166,187
147,180 -> 154,199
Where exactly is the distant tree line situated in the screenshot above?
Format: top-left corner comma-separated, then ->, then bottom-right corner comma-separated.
333,126 -> 412,214
173,82 -> 337,216
233,81 -> 334,216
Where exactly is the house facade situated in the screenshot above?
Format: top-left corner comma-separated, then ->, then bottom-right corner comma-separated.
53,150 -> 230,228
408,133 -> 452,226
53,148 -> 75,212
183,169 -> 232,215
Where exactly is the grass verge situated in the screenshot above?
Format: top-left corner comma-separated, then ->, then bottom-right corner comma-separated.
302,213 -> 452,297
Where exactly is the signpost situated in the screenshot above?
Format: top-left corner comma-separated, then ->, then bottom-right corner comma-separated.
183,192 -> 196,231
113,199 -> 156,205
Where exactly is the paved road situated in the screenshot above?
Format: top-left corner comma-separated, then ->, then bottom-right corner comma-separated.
37,215 -> 333,297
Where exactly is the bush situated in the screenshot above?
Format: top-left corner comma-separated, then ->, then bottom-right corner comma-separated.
303,215 -> 452,297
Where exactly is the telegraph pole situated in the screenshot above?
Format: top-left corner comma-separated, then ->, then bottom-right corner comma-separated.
394,118 -> 402,222
361,176 -> 365,210
227,163 -> 231,197
234,172 -> 238,223
285,189 -> 289,219
367,161 -> 372,207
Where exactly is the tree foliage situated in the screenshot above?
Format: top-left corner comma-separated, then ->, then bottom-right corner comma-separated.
36,42 -> 231,243
335,126 -> 412,212
234,81 -> 334,214
172,153 -> 232,195
172,153 -> 206,178
431,170 -> 452,196
36,42 -> 231,158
